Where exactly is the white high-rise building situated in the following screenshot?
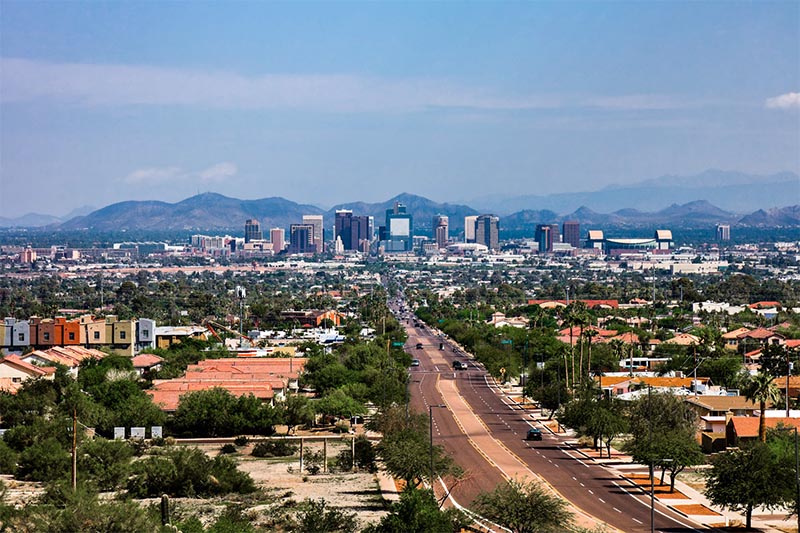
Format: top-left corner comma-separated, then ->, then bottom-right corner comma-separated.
303,215 -> 324,253
464,215 -> 478,242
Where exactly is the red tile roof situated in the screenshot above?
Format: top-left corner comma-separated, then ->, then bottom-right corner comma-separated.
729,417 -> 800,438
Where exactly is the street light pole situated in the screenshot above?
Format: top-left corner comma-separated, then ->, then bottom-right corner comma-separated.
429,404 -> 446,486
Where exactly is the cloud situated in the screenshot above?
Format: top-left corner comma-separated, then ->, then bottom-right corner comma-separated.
123,166 -> 183,184
765,92 -> 800,109
1,57 -> 692,113
198,162 -> 237,182
121,162 -> 237,184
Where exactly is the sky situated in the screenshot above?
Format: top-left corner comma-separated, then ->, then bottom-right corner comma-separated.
1,1 -> 798,218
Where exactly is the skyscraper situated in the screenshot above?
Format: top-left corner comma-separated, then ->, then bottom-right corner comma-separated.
303,215 -> 324,253
384,202 -> 413,252
288,224 -> 315,254
335,210 -> 355,250
244,219 -> 262,243
464,215 -> 478,242
716,224 -> 731,242
433,215 -> 449,248
535,224 -> 552,252
269,228 -> 285,253
475,214 -> 499,251
562,221 -> 580,248
335,210 -> 372,251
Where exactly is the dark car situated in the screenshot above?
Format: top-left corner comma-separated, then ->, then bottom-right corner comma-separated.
415,343 -> 423,349
452,360 -> 468,370
526,427 -> 543,441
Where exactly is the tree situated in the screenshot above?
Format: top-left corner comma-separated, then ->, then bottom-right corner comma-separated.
77,437 -> 133,491
315,389 -> 365,422
363,486 -> 467,533
743,372 -> 782,442
705,443 -> 790,529
283,394 -> 316,434
474,478 -> 574,533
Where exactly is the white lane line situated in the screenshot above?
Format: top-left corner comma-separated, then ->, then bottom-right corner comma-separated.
598,498 -> 605,504
579,482 -> 585,487
632,518 -> 643,525
613,507 -> 621,513
587,490 -> 594,495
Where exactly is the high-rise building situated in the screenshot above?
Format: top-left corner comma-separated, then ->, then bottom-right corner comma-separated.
335,210 -> 372,251
562,221 -> 580,248
464,215 -> 478,242
288,224 -> 315,254
303,215 -> 324,253
433,215 -> 449,248
384,202 -> 413,252
716,224 -> 731,242
535,224 -> 552,252
244,219 -> 262,243
269,228 -> 285,253
475,214 -> 499,251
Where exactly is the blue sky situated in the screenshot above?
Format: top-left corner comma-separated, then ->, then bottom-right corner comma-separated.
1,1 -> 798,217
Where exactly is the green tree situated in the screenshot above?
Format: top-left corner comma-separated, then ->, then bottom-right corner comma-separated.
705,443 -> 790,529
283,394 -> 316,434
16,437 -> 70,482
316,389 -> 365,422
474,478 -> 575,533
363,486 -> 467,533
77,437 -> 133,491
743,372 -> 782,442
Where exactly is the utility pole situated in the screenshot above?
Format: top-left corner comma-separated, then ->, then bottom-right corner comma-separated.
71,408 -> 77,491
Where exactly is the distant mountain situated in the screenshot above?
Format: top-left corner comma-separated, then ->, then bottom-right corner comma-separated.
0,212 -> 62,228
471,170 -> 799,214
738,205 -> 800,227
60,193 -> 324,231
327,193 -> 479,233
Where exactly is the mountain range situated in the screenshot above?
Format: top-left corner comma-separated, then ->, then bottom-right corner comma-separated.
468,169 -> 799,214
0,170 -> 798,232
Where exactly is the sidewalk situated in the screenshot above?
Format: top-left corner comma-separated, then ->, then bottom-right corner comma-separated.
505,386 -> 795,532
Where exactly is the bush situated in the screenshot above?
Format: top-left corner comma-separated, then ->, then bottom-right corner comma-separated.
16,437 -> 70,482
294,498 -> 358,533
78,437 -> 134,490
336,436 -> 377,473
251,440 -> 298,458
304,451 -> 323,475
220,443 -> 237,455
127,446 -> 255,498
234,435 -> 249,447
0,440 -> 17,474
333,421 -> 350,434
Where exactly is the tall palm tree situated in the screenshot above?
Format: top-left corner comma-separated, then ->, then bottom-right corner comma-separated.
743,372 -> 782,442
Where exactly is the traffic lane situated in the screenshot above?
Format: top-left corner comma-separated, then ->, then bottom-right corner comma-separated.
458,371 -> 703,533
407,341 -> 509,506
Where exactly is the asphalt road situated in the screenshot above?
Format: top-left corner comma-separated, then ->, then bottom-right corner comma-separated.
398,310 -> 708,533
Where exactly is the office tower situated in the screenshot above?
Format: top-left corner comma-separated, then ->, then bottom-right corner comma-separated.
270,228 -> 285,253
562,221 -> 580,248
549,224 -> 560,246
433,215 -> 449,248
464,215 -> 478,242
335,210 -> 355,250
289,224 -> 315,254
384,202 -> 413,252
335,210 -> 372,251
355,215 -> 373,252
244,219 -> 262,243
535,224 -> 552,252
303,215 -> 324,253
475,214 -> 499,250
716,224 -> 731,242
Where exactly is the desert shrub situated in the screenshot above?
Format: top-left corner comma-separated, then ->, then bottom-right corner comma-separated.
78,437 -> 134,490
234,435 -> 249,447
336,436 -> 377,473
0,440 -> 17,474
294,498 -> 358,533
16,437 -> 70,482
251,440 -> 298,458
220,443 -> 237,455
127,446 -> 255,498
305,451 -> 323,475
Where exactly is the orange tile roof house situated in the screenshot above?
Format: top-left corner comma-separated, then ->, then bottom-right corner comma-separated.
0,355 -> 56,386
147,357 -> 307,412
21,346 -> 105,375
726,417 -> 800,447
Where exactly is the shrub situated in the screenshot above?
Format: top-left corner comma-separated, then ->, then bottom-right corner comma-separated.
294,498 -> 358,533
0,440 -> 17,474
220,443 -> 237,455
251,440 -> 298,458
78,437 -> 134,490
304,451 -> 323,475
234,435 -> 249,447
333,421 -> 350,434
16,437 -> 70,482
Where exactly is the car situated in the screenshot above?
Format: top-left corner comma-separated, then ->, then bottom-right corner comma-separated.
415,343 -> 423,349
452,360 -> 468,370
410,359 -> 420,367
526,427 -> 543,441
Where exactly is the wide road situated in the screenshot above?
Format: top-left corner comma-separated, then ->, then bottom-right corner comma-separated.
398,309 -> 708,533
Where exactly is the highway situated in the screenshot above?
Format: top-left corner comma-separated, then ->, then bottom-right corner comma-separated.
397,307 -> 708,533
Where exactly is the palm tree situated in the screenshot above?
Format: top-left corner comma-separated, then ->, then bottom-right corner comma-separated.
743,372 -> 782,442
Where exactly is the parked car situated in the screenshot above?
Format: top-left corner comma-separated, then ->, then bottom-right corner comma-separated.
526,427 -> 543,441
415,343 -> 423,349
452,360 -> 468,370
